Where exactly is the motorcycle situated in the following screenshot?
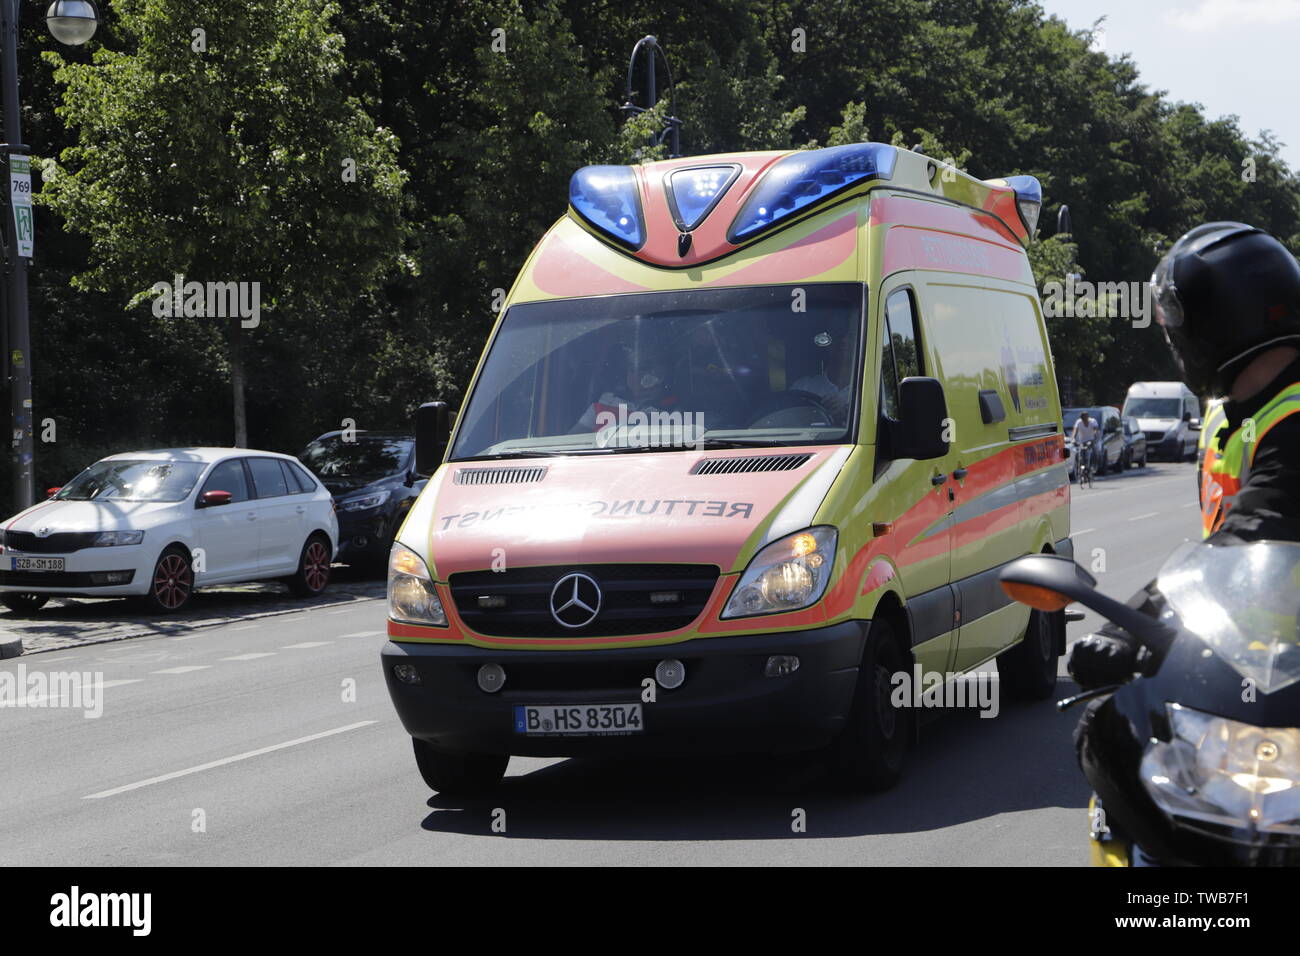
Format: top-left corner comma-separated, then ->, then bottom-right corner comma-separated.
1000,540 -> 1300,866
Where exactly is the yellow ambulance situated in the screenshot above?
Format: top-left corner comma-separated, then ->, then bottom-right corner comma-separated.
382,142 -> 1071,793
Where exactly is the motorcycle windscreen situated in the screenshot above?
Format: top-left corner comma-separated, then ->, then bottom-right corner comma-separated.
1158,540 -> 1300,694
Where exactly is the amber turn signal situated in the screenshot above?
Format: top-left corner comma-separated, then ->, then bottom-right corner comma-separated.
1000,580 -> 1071,612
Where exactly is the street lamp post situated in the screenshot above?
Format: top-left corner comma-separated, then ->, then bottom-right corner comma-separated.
2,0 -> 97,511
620,36 -> 682,159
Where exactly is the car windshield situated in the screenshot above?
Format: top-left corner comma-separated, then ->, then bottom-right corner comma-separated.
450,284 -> 863,459
1158,541 -> 1300,694
54,459 -> 207,502
300,436 -> 412,480
1125,398 -> 1182,418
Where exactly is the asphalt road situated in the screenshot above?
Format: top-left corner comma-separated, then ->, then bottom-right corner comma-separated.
0,461 -> 1201,866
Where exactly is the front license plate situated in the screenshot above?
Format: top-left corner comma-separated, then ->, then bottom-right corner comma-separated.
14,556 -> 63,572
514,703 -> 643,736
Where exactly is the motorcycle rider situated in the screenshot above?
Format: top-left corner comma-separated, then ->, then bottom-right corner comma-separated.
1071,222 -> 1300,690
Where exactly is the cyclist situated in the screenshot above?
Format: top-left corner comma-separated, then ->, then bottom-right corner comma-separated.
1070,411 -> 1099,482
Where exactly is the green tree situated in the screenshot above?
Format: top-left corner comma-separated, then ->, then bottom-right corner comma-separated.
40,0 -> 406,446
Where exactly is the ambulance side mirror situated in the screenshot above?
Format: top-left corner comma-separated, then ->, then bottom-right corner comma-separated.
897,377 -> 950,461
415,401 -> 450,477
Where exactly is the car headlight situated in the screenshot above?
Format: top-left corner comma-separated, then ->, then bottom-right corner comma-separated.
722,526 -> 837,619
387,542 -> 447,627
339,490 -> 391,512
91,530 -> 145,547
1141,703 -> 1300,841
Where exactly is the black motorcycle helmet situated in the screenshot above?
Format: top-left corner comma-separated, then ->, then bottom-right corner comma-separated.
1149,222 -> 1300,395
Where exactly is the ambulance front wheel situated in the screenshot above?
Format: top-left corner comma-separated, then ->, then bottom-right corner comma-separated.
412,738 -> 508,794
825,617 -> 910,792
997,608 -> 1061,700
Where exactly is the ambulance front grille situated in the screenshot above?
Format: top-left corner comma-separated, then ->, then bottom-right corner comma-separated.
691,453 -> 812,476
449,563 -> 719,638
454,465 -> 549,485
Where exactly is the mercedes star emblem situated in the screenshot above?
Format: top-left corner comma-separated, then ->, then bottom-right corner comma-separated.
549,572 -> 602,629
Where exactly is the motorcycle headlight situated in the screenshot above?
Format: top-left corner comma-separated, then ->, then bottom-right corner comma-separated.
92,530 -> 145,547
722,526 -> 837,619
387,542 -> 447,627
1141,703 -> 1300,840
340,490 -> 391,512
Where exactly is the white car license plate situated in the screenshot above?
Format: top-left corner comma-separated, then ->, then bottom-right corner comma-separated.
514,703 -> 643,736
13,556 -> 63,572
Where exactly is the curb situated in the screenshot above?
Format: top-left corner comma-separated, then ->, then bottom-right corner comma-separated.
0,633 -> 22,658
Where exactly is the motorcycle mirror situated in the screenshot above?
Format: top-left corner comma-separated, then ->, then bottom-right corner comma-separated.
999,554 -> 1175,652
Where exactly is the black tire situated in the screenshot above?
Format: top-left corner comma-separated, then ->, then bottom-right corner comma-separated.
142,545 -> 195,613
826,617 -> 911,791
2,593 -> 48,614
1139,452 -> 1147,468
412,738 -> 508,794
287,534 -> 332,598
1123,450 -> 1133,470
998,608 -> 1062,701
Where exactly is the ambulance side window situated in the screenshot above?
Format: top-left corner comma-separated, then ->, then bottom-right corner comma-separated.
880,289 -> 923,421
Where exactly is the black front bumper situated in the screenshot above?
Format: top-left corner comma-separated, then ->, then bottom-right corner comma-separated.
334,509 -> 394,563
381,620 -> 868,757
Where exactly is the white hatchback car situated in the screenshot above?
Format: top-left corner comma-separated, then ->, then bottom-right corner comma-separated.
0,448 -> 338,614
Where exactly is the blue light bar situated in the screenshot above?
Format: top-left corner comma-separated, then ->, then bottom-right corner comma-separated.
569,165 -> 645,250
728,143 -> 898,244
666,164 -> 740,232
1002,175 -> 1042,236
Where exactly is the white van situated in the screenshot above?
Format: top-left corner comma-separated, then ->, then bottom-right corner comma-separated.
1121,382 -> 1200,461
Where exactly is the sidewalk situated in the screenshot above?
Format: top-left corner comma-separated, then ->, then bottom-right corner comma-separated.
3,568 -> 385,655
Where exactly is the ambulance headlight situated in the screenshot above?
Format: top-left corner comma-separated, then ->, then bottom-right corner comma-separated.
722,527 -> 837,618
388,543 -> 447,627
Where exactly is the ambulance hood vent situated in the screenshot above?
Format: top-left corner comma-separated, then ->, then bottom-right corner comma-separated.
691,453 -> 812,476
454,465 -> 549,485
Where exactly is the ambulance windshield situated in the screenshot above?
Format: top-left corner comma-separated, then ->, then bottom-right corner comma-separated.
450,283 -> 864,459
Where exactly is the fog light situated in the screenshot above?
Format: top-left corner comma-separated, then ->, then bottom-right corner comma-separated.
393,663 -> 421,685
655,658 -> 686,689
765,655 -> 800,677
477,662 -> 506,693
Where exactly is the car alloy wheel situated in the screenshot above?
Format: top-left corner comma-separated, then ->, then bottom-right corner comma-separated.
304,540 -> 330,592
151,550 -> 193,611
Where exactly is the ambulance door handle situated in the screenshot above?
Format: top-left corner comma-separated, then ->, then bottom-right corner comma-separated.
931,473 -> 947,486
952,467 -> 968,480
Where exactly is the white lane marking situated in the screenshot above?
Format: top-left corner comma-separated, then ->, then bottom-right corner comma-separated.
151,665 -> 212,674
220,653 -> 276,661
281,641 -> 332,649
1072,528 -> 1095,536
1182,502 -> 1198,508
228,624 -> 258,632
5,678 -> 142,707
339,630 -> 383,638
83,721 -> 379,799
171,634 -> 204,642
1128,511 -> 1160,521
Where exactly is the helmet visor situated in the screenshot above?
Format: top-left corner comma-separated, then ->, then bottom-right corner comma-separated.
1150,222 -> 1258,330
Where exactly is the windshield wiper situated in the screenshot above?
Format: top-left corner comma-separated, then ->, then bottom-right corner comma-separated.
453,451 -> 571,462
695,437 -> 796,448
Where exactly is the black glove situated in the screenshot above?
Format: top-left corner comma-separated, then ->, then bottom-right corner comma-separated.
1068,632 -> 1139,690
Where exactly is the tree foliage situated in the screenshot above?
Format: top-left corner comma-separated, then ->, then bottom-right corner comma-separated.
11,0 -> 1300,497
